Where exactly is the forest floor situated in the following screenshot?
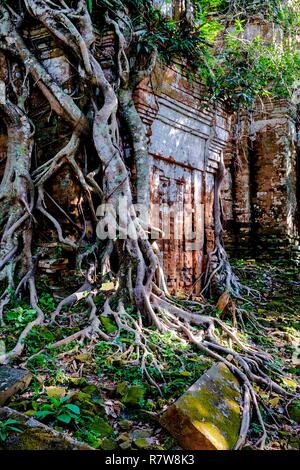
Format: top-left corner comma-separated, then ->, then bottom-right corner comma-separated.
1,259 -> 299,450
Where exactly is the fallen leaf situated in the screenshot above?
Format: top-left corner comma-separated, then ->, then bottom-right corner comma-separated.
283,377 -> 298,390
270,396 -> 280,408
75,353 -> 91,363
100,282 -> 115,291
216,290 -> 230,313
45,386 -> 66,399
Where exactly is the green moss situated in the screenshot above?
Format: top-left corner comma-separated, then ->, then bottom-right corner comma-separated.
7,427 -> 75,450
174,364 -> 241,450
100,316 -> 117,333
89,417 -> 113,437
122,384 -> 145,406
288,401 -> 300,424
5,426 -> 92,450
100,437 -> 117,450
134,437 -> 150,449
8,428 -> 60,450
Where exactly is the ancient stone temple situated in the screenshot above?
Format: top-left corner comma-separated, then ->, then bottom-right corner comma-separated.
134,65 -> 230,292
0,4 -> 299,296
133,69 -> 300,291
223,97 -> 300,261
221,17 -> 300,262
129,5 -> 300,291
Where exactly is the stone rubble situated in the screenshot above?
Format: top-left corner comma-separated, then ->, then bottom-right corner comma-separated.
160,362 -> 242,450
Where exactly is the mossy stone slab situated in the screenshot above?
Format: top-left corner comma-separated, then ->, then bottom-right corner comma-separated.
0,366 -> 32,405
0,407 -> 93,450
160,362 -> 242,450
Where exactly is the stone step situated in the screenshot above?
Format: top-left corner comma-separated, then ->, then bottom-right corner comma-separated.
0,366 -> 32,406
160,362 -> 242,450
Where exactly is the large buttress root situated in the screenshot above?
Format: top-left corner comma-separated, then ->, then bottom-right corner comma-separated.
0,1 -> 295,449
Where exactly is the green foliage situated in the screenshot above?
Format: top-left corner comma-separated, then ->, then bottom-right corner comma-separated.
197,0 -> 228,13
5,306 -> 36,328
197,0 -> 298,19
288,401 -> 300,424
122,0 -> 300,109
0,419 -> 22,443
94,330 -> 211,401
38,292 -> 56,312
87,0 -> 94,13
25,326 -> 56,354
208,17 -> 300,107
5,258 -> 299,450
100,316 -> 118,333
250,422 -> 263,436
116,382 -> 146,406
133,1 -> 222,66
34,397 -> 81,425
27,353 -> 56,373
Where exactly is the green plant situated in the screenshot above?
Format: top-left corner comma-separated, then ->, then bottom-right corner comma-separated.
250,422 -> 263,435
39,292 -> 56,312
25,326 -> 56,353
27,353 -> 56,373
0,419 -> 23,442
34,397 -> 81,425
126,0 -> 300,109
5,306 -> 36,328
87,0 -> 93,13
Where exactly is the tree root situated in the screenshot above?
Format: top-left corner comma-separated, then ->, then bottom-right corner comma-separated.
7,281 -> 290,448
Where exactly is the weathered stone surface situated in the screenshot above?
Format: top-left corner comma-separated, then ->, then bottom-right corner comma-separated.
134,62 -> 230,293
223,95 -> 300,260
221,18 -> 300,261
160,362 -> 241,450
0,407 -> 92,450
0,366 -> 32,406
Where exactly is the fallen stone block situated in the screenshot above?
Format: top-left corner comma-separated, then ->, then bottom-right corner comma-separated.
0,366 -> 32,405
0,407 -> 93,450
160,362 -> 242,450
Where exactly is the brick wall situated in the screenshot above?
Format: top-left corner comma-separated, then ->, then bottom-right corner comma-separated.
134,63 -> 231,291
222,98 -> 300,261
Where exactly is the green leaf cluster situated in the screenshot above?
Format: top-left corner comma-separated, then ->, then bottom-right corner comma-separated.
34,397 -> 81,425
0,419 -> 23,443
120,0 -> 300,108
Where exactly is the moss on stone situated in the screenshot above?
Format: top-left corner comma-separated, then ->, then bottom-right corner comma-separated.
160,363 -> 241,450
4,426 -> 92,450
